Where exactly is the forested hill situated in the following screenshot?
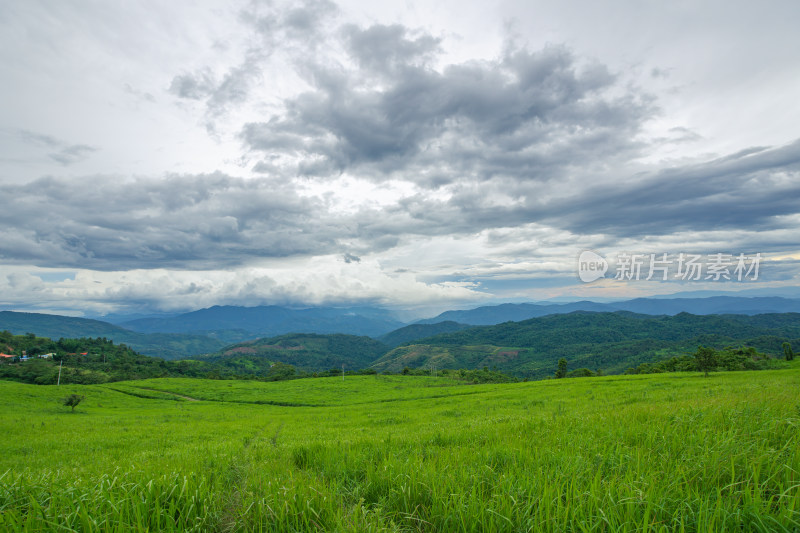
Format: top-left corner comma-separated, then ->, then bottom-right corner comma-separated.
417,312 -> 800,347
195,333 -> 389,373
378,321 -> 471,348
0,331 -> 217,384
0,311 -> 225,359
371,311 -> 800,378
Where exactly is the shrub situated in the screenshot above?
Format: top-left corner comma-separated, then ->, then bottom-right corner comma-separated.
61,394 -> 85,412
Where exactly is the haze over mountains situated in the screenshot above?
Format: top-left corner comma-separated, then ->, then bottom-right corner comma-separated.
119,306 -> 404,341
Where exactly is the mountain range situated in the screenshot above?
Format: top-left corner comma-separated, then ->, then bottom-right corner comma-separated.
120,305 -> 404,340
3,306 -> 799,379
417,296 -> 800,325
372,311 -> 800,378
3,295 -> 800,361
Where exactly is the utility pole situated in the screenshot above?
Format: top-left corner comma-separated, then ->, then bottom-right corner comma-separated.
57,359 -> 63,386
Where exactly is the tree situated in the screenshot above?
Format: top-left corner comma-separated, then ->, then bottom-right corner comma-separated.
554,358 -> 568,379
62,394 -> 85,412
783,342 -> 795,361
566,367 -> 595,378
694,346 -> 717,377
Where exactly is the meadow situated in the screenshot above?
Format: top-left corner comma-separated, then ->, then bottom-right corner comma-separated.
1,369 -> 799,531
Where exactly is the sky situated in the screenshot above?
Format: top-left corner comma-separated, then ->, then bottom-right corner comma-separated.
1,0 -> 799,318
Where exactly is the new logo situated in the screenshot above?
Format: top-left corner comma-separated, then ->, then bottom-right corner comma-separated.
578,250 -> 608,283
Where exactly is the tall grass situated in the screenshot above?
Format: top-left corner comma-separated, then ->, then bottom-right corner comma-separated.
1,369 -> 798,531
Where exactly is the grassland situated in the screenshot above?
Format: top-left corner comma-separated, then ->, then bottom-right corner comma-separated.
109,375 -> 491,406
1,368 -> 799,531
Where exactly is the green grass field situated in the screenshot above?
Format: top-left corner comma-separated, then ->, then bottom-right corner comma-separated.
1,369 -> 799,531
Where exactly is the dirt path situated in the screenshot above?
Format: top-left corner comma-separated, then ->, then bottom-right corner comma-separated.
135,387 -> 201,401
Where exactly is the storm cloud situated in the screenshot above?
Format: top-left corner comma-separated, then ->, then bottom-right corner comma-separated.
241,33 -> 651,187
0,174 -> 336,269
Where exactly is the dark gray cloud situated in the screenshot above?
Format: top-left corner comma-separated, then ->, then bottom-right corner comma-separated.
0,173 -> 346,269
241,21 -> 652,187
207,51 -> 263,117
169,53 -> 263,130
168,68 -> 216,100
319,138 -> 800,256
540,138 -> 800,237
280,0 -> 338,38
343,23 -> 440,74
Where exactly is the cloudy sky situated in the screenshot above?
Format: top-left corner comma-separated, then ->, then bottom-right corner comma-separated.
1,0 -> 799,317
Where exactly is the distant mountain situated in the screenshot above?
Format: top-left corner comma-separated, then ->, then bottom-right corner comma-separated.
372,311 -> 800,378
93,312 -> 179,325
645,287 -> 800,299
612,296 -> 800,315
416,301 -> 616,324
0,311 -> 130,339
378,321 -> 472,348
121,305 -> 405,338
197,333 -> 389,371
0,311 -> 225,359
417,297 -> 800,325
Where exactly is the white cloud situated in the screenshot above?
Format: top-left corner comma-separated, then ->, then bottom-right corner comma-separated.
0,257 -> 486,315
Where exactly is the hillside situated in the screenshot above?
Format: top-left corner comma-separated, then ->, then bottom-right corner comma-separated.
195,332 -> 389,372
416,301 -> 609,324
372,311 -> 800,378
378,321 -> 471,348
0,311 -> 225,359
0,330 -> 225,384
121,305 -> 404,338
0,330 -> 386,385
